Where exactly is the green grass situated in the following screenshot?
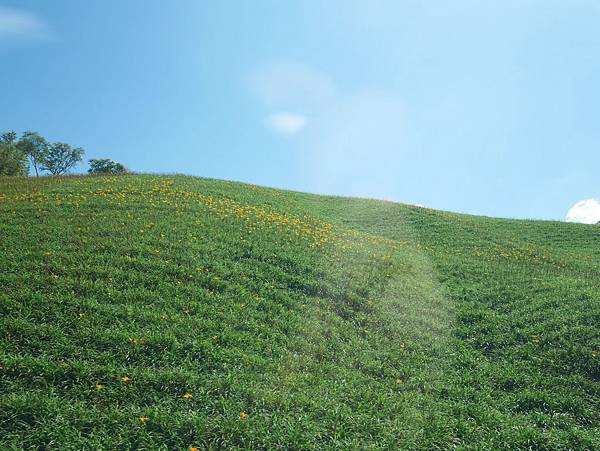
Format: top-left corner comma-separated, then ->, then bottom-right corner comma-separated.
1,174 -> 598,450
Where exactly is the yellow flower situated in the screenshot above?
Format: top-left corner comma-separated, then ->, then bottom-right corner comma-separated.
211,335 -> 219,341
139,416 -> 149,424
239,411 -> 248,420
95,384 -> 105,391
395,379 -> 402,384
190,448 -> 199,451
592,351 -> 598,358
121,376 -> 131,383
182,392 -> 193,399
78,312 -> 85,318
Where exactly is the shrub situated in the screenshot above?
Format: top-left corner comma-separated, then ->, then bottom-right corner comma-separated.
88,158 -> 128,175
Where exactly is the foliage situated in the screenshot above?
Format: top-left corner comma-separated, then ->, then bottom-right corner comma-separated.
1,130 -> 87,176
1,131 -> 18,144
17,131 -> 49,177
0,132 -> 29,176
88,158 -> 127,175
41,142 -> 85,175
0,174 -> 598,449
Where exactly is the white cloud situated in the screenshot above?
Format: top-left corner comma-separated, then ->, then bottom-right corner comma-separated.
265,112 -> 308,135
0,7 -> 46,40
565,198 -> 600,224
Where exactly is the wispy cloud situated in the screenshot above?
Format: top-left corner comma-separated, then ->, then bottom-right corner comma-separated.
565,198 -> 600,224
0,6 -> 47,41
252,62 -> 335,136
253,61 -> 336,112
252,61 -> 406,198
303,90 -> 406,198
265,112 -> 308,135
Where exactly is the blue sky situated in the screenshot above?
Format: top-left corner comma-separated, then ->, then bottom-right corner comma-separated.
1,0 -> 600,221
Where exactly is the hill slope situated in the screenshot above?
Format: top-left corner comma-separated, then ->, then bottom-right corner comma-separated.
1,175 -> 598,449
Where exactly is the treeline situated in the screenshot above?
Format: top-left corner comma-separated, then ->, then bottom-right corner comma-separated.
0,131 -> 128,176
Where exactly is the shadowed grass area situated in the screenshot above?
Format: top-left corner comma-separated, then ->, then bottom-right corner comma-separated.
1,174 -> 598,449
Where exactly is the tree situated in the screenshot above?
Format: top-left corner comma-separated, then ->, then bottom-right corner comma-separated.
41,142 -> 85,175
0,132 -> 29,176
88,158 -> 128,174
17,131 -> 49,176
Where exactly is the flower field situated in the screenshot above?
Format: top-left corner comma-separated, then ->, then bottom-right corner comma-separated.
0,175 -> 598,449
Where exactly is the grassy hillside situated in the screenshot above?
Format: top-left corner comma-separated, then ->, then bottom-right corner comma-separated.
1,175 -> 598,450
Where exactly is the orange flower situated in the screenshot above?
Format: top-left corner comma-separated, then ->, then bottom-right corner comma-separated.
182,392 -> 192,399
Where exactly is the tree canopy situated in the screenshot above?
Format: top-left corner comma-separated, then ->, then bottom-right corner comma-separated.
17,131 -> 49,177
41,143 -> 85,175
0,131 -> 86,176
0,132 -> 29,176
1,130 -> 130,177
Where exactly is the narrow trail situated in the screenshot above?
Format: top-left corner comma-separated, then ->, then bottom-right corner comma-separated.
269,198 -> 458,448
